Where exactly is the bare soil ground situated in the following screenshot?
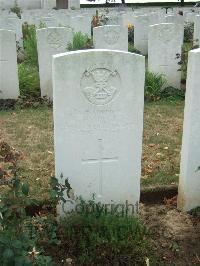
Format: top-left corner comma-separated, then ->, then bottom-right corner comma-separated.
140,204 -> 200,266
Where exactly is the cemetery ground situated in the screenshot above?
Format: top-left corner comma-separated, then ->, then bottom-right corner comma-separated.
1,99 -> 200,265
0,11 -> 199,265
0,100 -> 184,198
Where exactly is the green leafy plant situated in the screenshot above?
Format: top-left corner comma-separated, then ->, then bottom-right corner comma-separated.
23,24 -> 39,68
68,31 -> 93,51
0,142 -> 160,265
177,42 -> 198,84
160,86 -> 185,101
49,175 -> 72,204
10,0 -> 22,18
56,196 -> 158,265
18,63 -> 40,99
17,24 -> 41,102
188,206 -> 200,217
128,43 -> 141,54
145,71 -> 167,101
184,22 -> 194,43
170,241 -> 181,253
0,141 -> 53,265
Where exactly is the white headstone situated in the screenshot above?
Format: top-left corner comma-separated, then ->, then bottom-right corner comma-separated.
0,29 -> 19,99
53,49 -> 145,216
40,16 -> 58,27
165,14 -> 184,25
68,0 -> 80,10
93,25 -> 128,51
134,14 -> 153,55
55,12 -> 71,27
41,0 -> 56,9
194,15 -> 200,47
106,15 -> 123,26
177,48 -> 200,211
0,17 -> 23,48
37,27 -> 73,99
148,23 -> 183,88
121,13 -> 137,28
0,0 -> 41,9
185,12 -> 197,23
71,15 -> 91,37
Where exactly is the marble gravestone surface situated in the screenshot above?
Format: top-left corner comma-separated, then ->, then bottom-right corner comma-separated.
121,13 -> 138,28
0,29 -> 19,99
165,14 -> 184,25
134,14 -> 151,56
148,23 -> 183,89
68,0 -> 80,10
185,12 -> 197,24
0,17 -> 23,47
53,49 -> 145,216
40,16 -> 58,27
41,0 -> 56,9
71,15 -> 91,37
93,25 -> 128,51
36,27 -> 73,99
194,15 -> 200,47
178,48 -> 200,212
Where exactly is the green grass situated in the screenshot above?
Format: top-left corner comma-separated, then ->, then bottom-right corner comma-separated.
67,31 -> 92,51
0,101 -> 184,199
18,63 -> 40,98
142,101 -> 184,187
0,107 -> 53,200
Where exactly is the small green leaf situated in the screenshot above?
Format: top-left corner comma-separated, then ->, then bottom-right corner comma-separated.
22,183 -> 29,196
3,248 -> 14,259
12,240 -> 22,249
0,235 -> 9,244
13,178 -> 20,188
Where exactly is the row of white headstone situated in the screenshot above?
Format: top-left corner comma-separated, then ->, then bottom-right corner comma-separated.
0,18 -> 198,99
1,8 -> 200,49
0,0 -> 80,10
1,8 -> 200,95
1,8 -> 200,46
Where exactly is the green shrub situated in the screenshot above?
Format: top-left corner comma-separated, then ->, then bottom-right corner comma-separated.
23,24 -> 38,67
184,22 -> 194,43
10,0 -> 22,18
145,71 -> 167,101
18,24 -> 40,101
160,86 -> 185,101
128,43 -> 141,54
0,142 -> 53,265
180,42 -> 198,83
68,31 -> 93,51
189,206 -> 200,217
18,63 -> 40,99
58,199 -> 157,265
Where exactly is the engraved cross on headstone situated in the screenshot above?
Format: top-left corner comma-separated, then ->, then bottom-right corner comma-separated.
82,139 -> 118,197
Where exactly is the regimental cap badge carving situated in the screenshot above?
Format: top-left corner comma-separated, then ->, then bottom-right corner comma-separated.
104,27 -> 120,45
47,31 -> 63,49
81,66 -> 121,106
